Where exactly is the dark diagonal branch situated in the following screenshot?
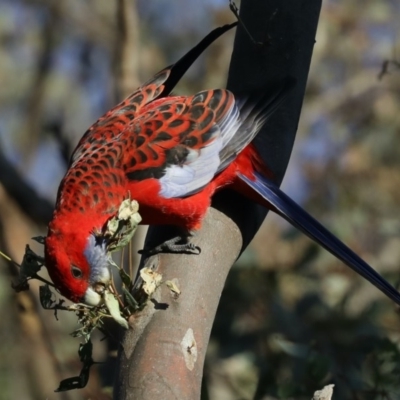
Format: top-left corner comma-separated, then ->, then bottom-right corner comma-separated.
0,147 -> 54,225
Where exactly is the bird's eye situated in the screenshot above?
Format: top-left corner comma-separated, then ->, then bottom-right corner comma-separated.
71,265 -> 83,279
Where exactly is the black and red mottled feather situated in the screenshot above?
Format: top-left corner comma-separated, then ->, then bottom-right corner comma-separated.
45,24 -> 400,307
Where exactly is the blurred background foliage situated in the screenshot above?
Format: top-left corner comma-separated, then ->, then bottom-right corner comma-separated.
0,0 -> 399,399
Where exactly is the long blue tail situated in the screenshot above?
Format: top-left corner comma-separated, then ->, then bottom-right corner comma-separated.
239,172 -> 400,306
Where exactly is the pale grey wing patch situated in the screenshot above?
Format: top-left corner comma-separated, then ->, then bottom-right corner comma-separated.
214,97 -> 258,174
218,101 -> 241,147
157,99 -> 244,199
218,80 -> 295,172
156,87 -> 274,199
217,92 -> 274,173
158,131 -> 224,198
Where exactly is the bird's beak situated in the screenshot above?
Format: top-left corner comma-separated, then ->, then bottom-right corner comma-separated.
84,286 -> 104,306
82,268 -> 129,329
84,266 -> 112,306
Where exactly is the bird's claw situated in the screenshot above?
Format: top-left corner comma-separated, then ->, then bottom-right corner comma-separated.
138,236 -> 201,256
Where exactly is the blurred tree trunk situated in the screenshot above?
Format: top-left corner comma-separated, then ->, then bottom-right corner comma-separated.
114,1 -> 321,399
115,0 -> 140,99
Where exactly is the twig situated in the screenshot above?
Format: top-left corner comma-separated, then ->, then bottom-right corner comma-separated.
378,58 -> 400,80
229,0 -> 263,47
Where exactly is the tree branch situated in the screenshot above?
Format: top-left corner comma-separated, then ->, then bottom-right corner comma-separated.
114,209 -> 242,399
0,148 -> 53,225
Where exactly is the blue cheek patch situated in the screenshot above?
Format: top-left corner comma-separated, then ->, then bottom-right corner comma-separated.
84,235 -> 111,283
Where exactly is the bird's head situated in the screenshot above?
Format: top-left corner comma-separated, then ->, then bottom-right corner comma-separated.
45,216 -> 111,306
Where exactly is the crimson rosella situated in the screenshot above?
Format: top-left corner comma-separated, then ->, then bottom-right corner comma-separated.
44,24 -> 400,307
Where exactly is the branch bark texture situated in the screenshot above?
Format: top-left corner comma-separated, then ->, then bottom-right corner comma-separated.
114,209 -> 242,399
114,1 -> 322,399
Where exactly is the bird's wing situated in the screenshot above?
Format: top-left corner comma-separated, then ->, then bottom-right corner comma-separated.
123,78 -> 294,199
69,23 -> 237,166
123,89 -> 252,198
70,69 -> 172,165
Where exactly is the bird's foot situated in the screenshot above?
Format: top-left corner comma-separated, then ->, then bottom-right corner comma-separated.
138,235 -> 201,256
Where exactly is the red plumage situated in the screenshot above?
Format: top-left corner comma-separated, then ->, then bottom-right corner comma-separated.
45,25 -> 400,307
45,58 -> 281,303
